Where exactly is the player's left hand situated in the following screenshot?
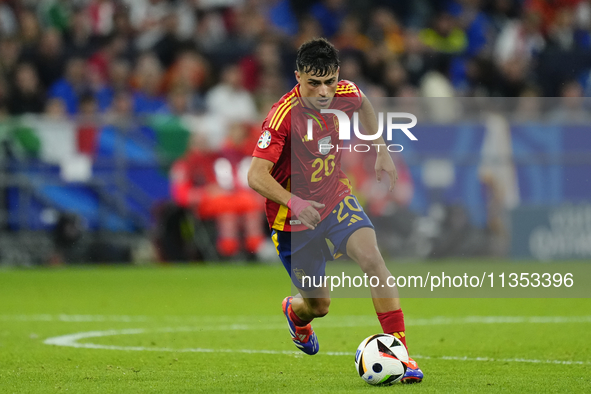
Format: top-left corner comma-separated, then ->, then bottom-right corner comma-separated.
375,151 -> 398,192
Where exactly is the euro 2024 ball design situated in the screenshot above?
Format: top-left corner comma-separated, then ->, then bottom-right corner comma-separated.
355,334 -> 409,385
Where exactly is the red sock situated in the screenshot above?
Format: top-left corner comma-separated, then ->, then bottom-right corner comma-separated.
377,309 -> 407,349
289,306 -> 312,327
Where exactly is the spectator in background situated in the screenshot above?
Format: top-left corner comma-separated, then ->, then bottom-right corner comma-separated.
174,0 -> 197,41
124,0 -> 170,51
576,0 -> 591,30
162,86 -> 192,116
496,56 -> 528,97
366,8 -> 405,56
220,123 -> 266,258
95,58 -> 131,112
486,0 -> 521,34
0,2 -> 17,36
382,60 -> 409,96
99,90 -> 157,162
18,8 -> 42,56
398,30 -> 429,87
88,0 -> 116,36
420,58 -> 460,121
30,28 -> 67,90
338,54 -> 369,91
546,6 -> 590,51
149,87 -> 192,165
131,52 -> 166,115
161,49 -> 209,98
310,0 -> 347,38
8,63 -> 45,115
105,90 -> 134,126
194,9 -> 228,52
268,0 -> 299,37
152,11 -> 188,68
86,62 -> 105,103
253,70 -> 286,115
332,15 -> 373,52
111,6 -> 137,60
88,35 -> 128,83
77,94 -> 100,157
170,131 -> 265,258
39,0 -> 72,33
448,0 -> 491,56
494,9 -> 545,66
64,6 -> 97,59
240,39 -> 284,92
453,56 -> 499,96
221,122 -> 260,167
525,0 -> 580,33
48,57 -> 89,115
293,15 -> 323,48
420,12 -> 468,54
205,63 -> 258,123
0,36 -> 21,83
232,2 -> 269,46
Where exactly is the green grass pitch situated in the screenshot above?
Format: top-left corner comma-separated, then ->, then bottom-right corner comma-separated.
1,264 -> 590,393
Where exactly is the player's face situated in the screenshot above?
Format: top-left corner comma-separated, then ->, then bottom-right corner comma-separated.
295,69 -> 339,110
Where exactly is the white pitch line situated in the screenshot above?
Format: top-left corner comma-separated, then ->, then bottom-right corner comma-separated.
43,327 -> 591,366
0,314 -> 151,322
4,314 -> 591,325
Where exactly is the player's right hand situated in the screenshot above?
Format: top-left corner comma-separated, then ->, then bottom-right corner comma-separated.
288,196 -> 325,230
298,201 -> 325,230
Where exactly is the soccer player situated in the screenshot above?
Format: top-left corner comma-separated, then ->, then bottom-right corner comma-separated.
248,38 -> 423,383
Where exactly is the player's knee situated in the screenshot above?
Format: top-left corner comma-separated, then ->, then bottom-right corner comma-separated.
308,298 -> 330,317
356,248 -> 386,275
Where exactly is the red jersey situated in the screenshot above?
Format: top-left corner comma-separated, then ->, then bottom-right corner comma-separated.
253,80 -> 363,232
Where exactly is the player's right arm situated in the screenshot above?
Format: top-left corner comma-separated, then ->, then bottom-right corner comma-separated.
247,157 -> 291,208
247,157 -> 324,230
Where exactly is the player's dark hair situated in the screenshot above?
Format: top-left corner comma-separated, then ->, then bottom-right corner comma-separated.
296,38 -> 340,77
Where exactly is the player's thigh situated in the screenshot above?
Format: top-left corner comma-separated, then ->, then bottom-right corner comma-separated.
346,227 -> 385,273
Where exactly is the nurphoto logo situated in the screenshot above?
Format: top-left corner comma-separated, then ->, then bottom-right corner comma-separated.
306,110 -> 418,154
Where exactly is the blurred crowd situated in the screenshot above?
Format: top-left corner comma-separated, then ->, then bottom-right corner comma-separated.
2,0 -> 591,122
1,0 -> 591,258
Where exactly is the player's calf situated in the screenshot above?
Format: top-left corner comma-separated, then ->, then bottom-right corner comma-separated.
299,297 -> 330,319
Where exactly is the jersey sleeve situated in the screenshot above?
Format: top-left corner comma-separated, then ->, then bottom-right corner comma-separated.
336,80 -> 363,110
252,106 -> 291,164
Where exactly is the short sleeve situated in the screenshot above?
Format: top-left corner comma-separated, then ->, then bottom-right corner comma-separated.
252,115 -> 290,164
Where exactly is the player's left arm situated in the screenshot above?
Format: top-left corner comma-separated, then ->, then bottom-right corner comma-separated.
357,91 -> 398,191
